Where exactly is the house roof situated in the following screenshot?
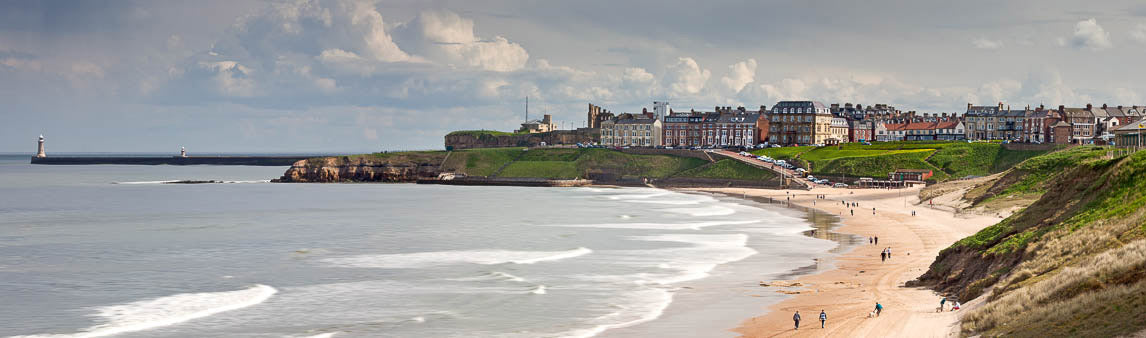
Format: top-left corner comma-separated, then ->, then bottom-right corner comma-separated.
934,120 -> 962,129
883,123 -> 907,131
904,122 -> 936,130
772,101 -> 828,110
1052,120 -> 1072,127
1114,118 -> 1146,131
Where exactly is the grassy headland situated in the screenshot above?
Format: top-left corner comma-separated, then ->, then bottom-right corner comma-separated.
912,146 -> 1146,337
751,142 -> 1050,182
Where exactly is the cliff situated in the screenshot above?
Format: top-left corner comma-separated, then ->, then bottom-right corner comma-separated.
275,152 -> 446,183
910,146 -> 1146,337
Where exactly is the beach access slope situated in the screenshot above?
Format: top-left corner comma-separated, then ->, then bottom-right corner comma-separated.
688,186 -> 1000,338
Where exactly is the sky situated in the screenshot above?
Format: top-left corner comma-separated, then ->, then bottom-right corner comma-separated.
2,0 -> 1146,153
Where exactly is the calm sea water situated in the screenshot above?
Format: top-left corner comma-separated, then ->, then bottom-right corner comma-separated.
0,155 -> 845,337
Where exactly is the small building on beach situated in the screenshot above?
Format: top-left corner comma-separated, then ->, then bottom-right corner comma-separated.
889,169 -> 933,181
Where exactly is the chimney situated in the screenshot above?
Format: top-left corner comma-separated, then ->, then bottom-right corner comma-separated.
1118,105 -> 1123,110
968,103 -> 973,110
1058,105 -> 1065,112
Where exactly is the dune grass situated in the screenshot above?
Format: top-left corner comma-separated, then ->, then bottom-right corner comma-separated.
920,148 -> 1146,336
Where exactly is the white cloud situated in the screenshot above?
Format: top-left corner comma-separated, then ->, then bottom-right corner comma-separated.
1130,24 -> 1146,44
622,67 -> 654,83
1065,18 -> 1111,50
665,57 -> 710,96
758,78 -> 808,102
343,1 -> 412,62
721,58 -> 757,92
393,11 -> 529,72
199,61 -> 255,97
971,38 -> 1004,49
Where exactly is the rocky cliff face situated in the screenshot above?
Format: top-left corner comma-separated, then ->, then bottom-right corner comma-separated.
275,157 -> 441,182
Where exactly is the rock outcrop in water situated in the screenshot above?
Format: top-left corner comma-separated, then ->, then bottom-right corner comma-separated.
275,156 -> 442,183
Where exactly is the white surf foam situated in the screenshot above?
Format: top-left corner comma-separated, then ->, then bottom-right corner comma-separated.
448,271 -> 528,283
544,219 -> 758,231
558,288 -> 674,338
630,234 -> 758,285
660,205 -> 736,217
530,285 -> 548,295
16,284 -> 277,338
111,180 -> 179,185
322,247 -> 592,269
222,180 -> 271,184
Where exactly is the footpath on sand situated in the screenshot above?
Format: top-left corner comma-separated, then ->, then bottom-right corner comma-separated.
688,186 -> 1000,338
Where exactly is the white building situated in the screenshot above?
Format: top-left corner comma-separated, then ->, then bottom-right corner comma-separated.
600,114 -> 663,147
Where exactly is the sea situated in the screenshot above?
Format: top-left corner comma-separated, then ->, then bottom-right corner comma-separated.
0,154 -> 853,338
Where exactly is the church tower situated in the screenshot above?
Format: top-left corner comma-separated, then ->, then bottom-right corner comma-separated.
35,135 -> 46,158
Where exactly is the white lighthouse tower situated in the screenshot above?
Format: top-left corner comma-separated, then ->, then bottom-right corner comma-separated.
180,146 -> 187,158
35,135 -> 46,158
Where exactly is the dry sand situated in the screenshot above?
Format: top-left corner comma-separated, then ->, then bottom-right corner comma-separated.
689,186 -> 1002,338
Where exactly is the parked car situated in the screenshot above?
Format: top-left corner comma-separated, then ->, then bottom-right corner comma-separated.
771,144 -> 782,148
833,183 -> 849,188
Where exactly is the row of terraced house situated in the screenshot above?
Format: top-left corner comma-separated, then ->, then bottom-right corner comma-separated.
589,100 -> 1146,148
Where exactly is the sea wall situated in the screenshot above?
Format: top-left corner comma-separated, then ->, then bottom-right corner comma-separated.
30,156 -> 314,166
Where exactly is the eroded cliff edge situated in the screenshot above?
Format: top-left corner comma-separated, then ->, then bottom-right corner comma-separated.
275,154 -> 444,183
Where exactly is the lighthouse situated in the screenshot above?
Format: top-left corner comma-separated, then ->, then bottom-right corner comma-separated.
35,135 -> 46,158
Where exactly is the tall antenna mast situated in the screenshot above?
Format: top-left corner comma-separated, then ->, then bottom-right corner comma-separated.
525,96 -> 529,122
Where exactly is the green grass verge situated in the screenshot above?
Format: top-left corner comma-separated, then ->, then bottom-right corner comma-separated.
675,159 -> 778,180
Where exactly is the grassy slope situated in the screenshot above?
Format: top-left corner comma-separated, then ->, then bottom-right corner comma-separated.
497,148 -> 709,179
675,159 -> 778,180
912,147 -> 1146,337
751,142 -> 1050,182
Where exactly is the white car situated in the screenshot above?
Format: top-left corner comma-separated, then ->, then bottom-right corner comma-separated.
833,183 -> 849,188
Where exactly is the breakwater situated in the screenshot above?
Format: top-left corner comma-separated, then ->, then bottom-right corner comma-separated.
30,156 -> 315,166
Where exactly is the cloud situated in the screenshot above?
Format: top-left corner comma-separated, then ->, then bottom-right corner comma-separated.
721,58 -> 757,93
198,61 -> 255,97
1131,24 -> 1146,44
1064,18 -> 1111,50
392,11 -> 529,72
664,57 -> 710,96
971,38 -> 1004,49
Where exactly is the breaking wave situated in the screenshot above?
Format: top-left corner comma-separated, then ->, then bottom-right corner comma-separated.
16,284 -> 277,338
322,247 -> 592,269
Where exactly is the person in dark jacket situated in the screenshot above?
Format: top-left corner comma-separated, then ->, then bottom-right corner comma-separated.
875,302 -> 883,316
793,311 -> 801,330
819,310 -> 827,328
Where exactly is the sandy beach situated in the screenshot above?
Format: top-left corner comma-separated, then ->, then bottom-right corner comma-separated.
688,186 -> 1002,337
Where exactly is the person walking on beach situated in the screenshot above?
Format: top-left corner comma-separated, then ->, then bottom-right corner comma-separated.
850,209 -> 854,216
875,302 -> 883,317
939,296 -> 946,312
869,237 -> 873,244
819,310 -> 827,328
887,247 -> 891,259
793,311 -> 801,330
880,250 -> 886,262
875,236 -> 878,245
